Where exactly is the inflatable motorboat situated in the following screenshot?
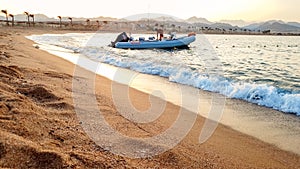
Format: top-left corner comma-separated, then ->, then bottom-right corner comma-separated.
111,32 -> 196,49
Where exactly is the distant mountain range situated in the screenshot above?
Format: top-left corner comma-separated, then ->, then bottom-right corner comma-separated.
185,16 -> 212,25
1,13 -> 300,33
123,13 -> 184,22
219,19 -> 250,27
124,14 -> 300,32
243,20 -> 300,32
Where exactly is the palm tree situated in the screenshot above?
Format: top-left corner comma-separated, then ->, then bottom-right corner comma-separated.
9,14 -> 14,26
1,10 -> 8,25
24,12 -> 30,26
29,14 -> 34,26
68,17 -> 72,27
57,16 -> 62,28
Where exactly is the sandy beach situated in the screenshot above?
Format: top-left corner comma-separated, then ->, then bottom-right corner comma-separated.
0,27 -> 299,168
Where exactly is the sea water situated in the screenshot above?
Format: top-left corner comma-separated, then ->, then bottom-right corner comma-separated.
28,33 -> 300,116
27,33 -> 300,155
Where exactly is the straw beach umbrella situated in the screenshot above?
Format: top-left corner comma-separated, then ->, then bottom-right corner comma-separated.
29,14 -> 34,26
57,16 -> 62,28
9,14 -> 14,26
86,19 -> 90,26
68,17 -> 73,27
1,10 -> 8,25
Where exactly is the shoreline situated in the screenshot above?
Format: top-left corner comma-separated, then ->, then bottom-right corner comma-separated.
29,30 -> 300,155
0,27 -> 299,168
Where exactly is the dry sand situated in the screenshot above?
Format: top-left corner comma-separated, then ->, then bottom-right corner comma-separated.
0,27 -> 299,168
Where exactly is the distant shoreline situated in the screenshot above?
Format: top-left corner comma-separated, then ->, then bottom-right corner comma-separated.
1,20 -> 300,36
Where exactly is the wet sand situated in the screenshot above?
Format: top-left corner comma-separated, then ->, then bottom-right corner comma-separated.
0,27 -> 299,168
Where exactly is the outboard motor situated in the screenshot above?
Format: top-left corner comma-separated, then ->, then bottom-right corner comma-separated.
170,32 -> 176,40
110,32 -> 129,47
139,37 -> 145,41
148,36 -> 155,40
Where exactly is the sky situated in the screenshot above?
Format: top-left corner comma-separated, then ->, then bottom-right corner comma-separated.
1,0 -> 300,22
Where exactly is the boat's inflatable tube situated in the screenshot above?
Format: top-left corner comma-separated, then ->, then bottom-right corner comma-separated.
114,35 -> 196,49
